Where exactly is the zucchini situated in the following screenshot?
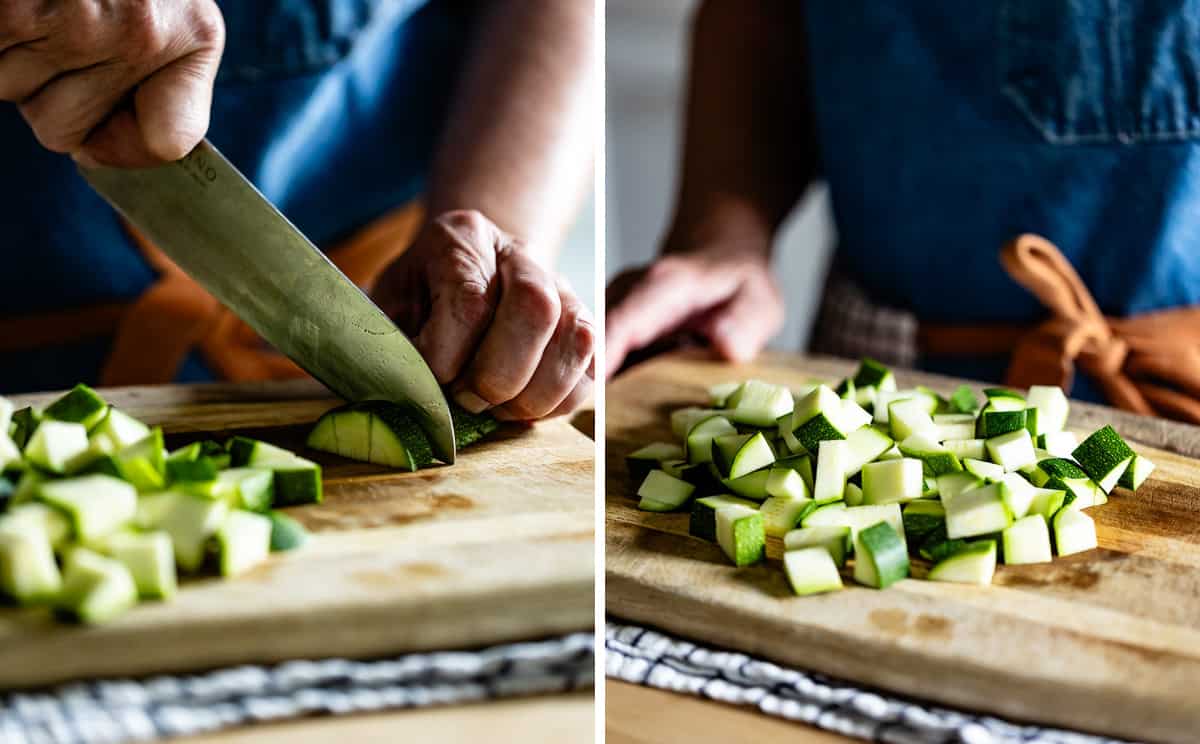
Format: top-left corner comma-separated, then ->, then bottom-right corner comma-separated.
44,384 -> 109,431
976,409 -> 1026,438
151,491 -> 230,572
87,408 -> 150,455
812,440 -> 848,503
637,470 -> 695,512
1026,385 -> 1069,435
932,413 -> 976,442
839,399 -> 873,432
783,525 -> 851,566
853,521 -> 909,589
306,412 -> 338,453
783,546 -> 844,596
229,437 -> 322,506
215,510 -> 272,577
936,471 -> 983,504
861,458 -> 923,505
948,385 -> 979,414
982,388 -> 1025,411
887,397 -> 936,441
712,432 -> 774,479
985,429 -> 1037,472
166,456 -> 219,490
1002,515 -> 1052,565
0,433 -> 19,472
789,386 -> 847,454
943,438 -> 988,462
944,483 -> 1011,539
842,426 -> 894,477
927,539 -> 996,585
670,408 -> 723,440
56,547 -> 138,624
113,428 -> 167,491
720,467 -> 772,500
707,382 -> 741,408
267,510 -> 310,551
23,420 -> 89,474
38,475 -> 137,544
625,442 -> 685,484
725,380 -> 793,427
759,491 -> 812,537
212,468 -> 275,512
715,503 -> 765,566
843,481 -> 864,506
1028,487 -> 1068,519
687,416 -> 737,464
765,467 -> 810,501
103,530 -> 177,599
1071,425 -> 1135,493
0,523 -> 61,602
364,402 -> 435,471
851,358 -> 895,391
803,503 -> 905,553
774,454 -> 814,492
902,499 -> 945,547
997,472 -> 1038,520
1118,454 -> 1155,491
1038,430 -> 1078,458
690,495 -> 757,542
898,433 -> 962,475
10,406 -> 41,450
1053,507 -> 1098,556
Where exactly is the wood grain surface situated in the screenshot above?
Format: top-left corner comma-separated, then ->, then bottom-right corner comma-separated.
606,350 -> 1200,744
0,379 -> 594,689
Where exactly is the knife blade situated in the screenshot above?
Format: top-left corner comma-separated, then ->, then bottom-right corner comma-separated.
79,139 -> 455,463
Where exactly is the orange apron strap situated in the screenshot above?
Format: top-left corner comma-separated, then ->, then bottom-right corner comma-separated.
918,234 -> 1200,424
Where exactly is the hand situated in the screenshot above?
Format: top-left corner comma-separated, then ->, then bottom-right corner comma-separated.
606,244 -> 785,378
375,210 -> 595,421
0,0 -> 224,167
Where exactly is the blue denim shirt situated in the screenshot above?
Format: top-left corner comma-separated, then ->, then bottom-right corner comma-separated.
0,0 -> 469,392
803,1 -> 1200,397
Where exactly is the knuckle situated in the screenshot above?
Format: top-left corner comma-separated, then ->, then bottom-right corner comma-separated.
25,116 -> 82,153
646,255 -> 688,282
503,396 -> 544,421
567,312 -> 597,364
474,376 -> 519,406
449,279 -> 493,330
509,272 -> 560,328
435,209 -> 492,244
189,4 -> 226,50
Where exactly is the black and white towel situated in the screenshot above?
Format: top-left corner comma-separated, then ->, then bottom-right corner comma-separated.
0,632 -> 593,744
606,622 -> 1133,744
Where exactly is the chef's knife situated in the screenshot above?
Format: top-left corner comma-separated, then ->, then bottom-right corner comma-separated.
79,139 -> 456,463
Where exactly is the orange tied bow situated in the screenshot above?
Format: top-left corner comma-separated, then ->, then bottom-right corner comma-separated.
1001,234 -> 1200,424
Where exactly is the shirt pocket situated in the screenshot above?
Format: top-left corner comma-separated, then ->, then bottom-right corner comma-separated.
999,0 -> 1200,144
215,0 -> 398,83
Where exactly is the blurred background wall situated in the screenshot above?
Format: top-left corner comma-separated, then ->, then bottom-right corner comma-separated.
605,0 -> 835,351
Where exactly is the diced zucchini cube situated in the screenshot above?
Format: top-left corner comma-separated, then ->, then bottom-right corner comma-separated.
38,475 -> 137,544
23,420 -> 89,474
887,398 -> 936,441
928,539 -> 997,585
56,547 -> 138,624
637,469 -> 695,512
790,385 -> 847,454
944,483 -> 1011,539
215,510 -> 273,577
783,525 -> 851,566
861,458 -> 923,505
44,384 -> 109,430
813,440 -> 849,503
1026,385 -> 1069,435
1071,426 -> 1135,493
1053,508 -> 1098,556
985,430 -> 1037,472
997,472 -> 1038,519
715,504 -> 765,566
852,521 -> 909,588
1117,454 -> 1155,491
783,546 -> 844,596
104,530 -> 177,599
1003,515 -> 1052,564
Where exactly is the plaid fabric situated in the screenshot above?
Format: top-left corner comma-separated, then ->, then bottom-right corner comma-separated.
809,270 -> 919,368
0,632 -> 593,744
606,622 -> 1131,744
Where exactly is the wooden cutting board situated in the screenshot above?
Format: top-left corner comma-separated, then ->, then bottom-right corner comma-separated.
0,379 -> 594,690
607,351 -> 1200,744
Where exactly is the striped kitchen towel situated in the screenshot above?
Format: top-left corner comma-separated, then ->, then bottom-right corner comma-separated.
0,632 -> 593,744
606,622 -> 1133,744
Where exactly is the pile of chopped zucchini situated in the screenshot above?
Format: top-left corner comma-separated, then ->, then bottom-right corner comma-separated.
628,359 -> 1156,595
305,401 -> 499,471
0,384 -> 315,624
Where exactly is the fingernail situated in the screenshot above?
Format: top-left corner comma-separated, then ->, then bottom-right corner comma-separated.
455,390 -> 491,413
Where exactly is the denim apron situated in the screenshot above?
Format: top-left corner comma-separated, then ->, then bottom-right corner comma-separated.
802,1 -> 1200,400
0,0 -> 470,393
